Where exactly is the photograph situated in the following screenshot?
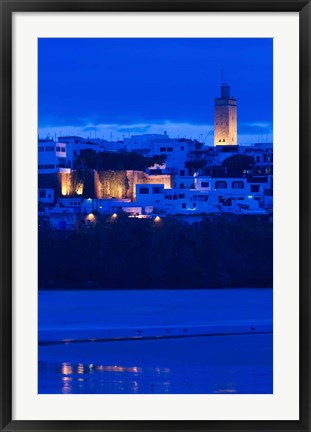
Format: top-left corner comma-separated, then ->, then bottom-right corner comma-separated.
38,37 -> 273,395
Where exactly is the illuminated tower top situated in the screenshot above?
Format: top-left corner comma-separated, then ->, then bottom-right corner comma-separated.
214,82 -> 238,146
221,83 -> 230,99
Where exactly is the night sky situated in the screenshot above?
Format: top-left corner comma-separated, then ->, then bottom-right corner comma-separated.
38,38 -> 273,145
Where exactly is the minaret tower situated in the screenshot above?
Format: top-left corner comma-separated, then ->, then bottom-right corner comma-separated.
214,80 -> 237,146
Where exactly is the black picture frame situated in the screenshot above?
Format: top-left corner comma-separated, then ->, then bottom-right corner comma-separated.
1,0 -> 310,431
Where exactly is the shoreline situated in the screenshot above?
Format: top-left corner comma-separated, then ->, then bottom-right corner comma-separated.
39,285 -> 273,291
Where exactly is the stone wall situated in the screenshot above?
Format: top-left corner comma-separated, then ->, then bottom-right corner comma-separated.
126,170 -> 173,200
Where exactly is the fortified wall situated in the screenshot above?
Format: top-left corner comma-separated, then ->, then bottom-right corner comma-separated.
39,170 -> 173,201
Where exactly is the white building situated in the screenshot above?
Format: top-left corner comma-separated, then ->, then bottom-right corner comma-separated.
123,133 -> 198,171
38,188 -> 54,204
38,139 -> 69,174
45,204 -> 79,230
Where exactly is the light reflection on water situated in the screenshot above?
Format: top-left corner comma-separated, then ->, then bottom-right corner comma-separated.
38,360 -> 251,394
47,362 -> 172,394
38,333 -> 273,394
38,289 -> 273,394
38,355 -> 273,394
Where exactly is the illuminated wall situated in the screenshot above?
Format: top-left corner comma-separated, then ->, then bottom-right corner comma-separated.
60,172 -> 84,196
126,170 -> 172,200
94,170 -> 129,199
60,169 -> 172,200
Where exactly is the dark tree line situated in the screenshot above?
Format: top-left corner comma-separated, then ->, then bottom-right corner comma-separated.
75,149 -> 166,172
39,215 -> 273,290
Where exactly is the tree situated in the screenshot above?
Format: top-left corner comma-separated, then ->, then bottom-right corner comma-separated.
222,154 -> 255,171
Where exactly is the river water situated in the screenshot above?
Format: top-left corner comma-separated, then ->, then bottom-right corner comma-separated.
38,288 -> 273,394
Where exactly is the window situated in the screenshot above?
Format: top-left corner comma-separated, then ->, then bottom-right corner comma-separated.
160,147 -> 166,152
232,181 -> 244,189
165,195 -> 172,200
256,156 -> 260,163
181,146 -> 184,151
173,195 -> 178,200
193,203 -> 196,208
152,187 -> 162,194
182,203 -> 186,209
178,194 -> 185,199
167,147 -> 173,152
38,146 -> 44,152
74,150 -> 77,156
180,183 -> 185,189
139,187 -> 149,194
180,170 -> 185,176
215,181 -> 227,189
56,146 -> 61,152
201,182 -> 209,188
39,190 -> 46,198
61,148 -> 66,152
251,185 -> 260,193
264,154 -> 273,163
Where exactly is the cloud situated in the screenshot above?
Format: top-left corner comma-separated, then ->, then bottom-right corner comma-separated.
116,125 -> 151,134
39,121 -> 214,142
39,121 -> 272,146
246,122 -> 272,129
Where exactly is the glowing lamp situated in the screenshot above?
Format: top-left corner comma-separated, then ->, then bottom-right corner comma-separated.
112,213 -> 118,219
154,216 -> 161,222
86,213 -> 95,221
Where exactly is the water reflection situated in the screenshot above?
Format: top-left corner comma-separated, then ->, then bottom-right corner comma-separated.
77,363 -> 84,374
61,363 -> 73,375
61,376 -> 72,394
38,358 -> 271,394
61,362 -> 143,375
95,365 -> 141,373
56,361 -> 170,394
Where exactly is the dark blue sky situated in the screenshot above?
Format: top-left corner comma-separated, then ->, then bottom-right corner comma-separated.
39,38 -> 273,145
